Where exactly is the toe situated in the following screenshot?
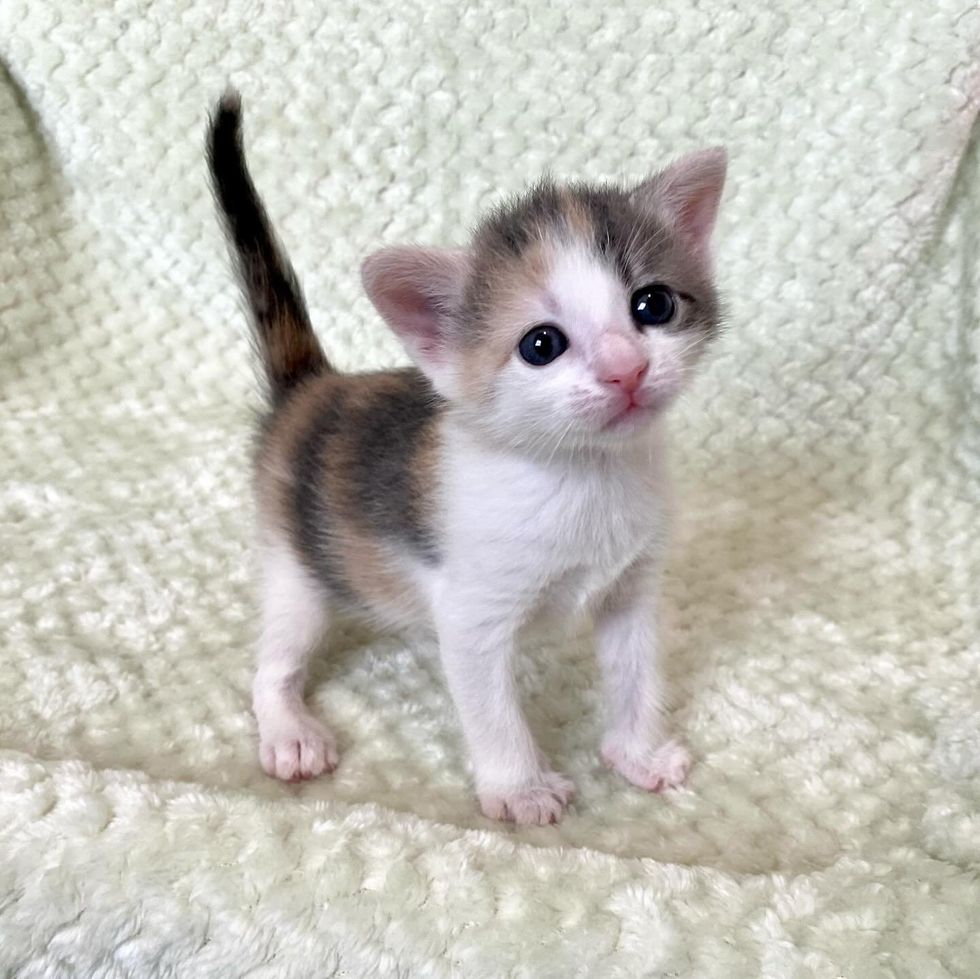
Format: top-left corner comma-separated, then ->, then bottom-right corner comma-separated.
510,791 -> 563,825
603,739 -> 692,792
258,714 -> 338,782
542,771 -> 576,804
276,742 -> 303,782
478,772 -> 576,825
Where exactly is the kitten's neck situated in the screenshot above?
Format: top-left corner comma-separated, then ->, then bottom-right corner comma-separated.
443,404 -> 668,474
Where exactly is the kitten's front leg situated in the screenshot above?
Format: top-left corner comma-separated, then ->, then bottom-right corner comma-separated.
595,561 -> 691,792
434,592 -> 574,825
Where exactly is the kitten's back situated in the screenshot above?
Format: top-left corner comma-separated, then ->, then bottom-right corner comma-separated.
255,368 -> 444,621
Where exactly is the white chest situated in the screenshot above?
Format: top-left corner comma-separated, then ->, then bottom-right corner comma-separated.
436,432 -> 670,617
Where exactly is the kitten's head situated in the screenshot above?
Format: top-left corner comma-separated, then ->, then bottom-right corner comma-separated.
362,149 -> 726,454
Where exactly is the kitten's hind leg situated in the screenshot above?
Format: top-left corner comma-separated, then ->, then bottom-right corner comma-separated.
253,540 -> 339,781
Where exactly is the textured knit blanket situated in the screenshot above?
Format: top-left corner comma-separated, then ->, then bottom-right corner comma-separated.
1,2 -> 979,976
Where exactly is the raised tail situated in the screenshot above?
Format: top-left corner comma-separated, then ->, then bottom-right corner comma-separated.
207,90 -> 330,403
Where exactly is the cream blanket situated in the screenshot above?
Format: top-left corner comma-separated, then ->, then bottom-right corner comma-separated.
1,1 -> 979,975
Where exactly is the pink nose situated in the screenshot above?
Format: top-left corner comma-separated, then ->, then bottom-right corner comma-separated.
601,360 -> 649,394
596,335 -> 649,394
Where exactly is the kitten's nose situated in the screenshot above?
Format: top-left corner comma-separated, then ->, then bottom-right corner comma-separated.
596,335 -> 649,395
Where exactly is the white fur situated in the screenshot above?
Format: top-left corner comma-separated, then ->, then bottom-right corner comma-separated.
545,246 -> 623,338
425,416 -> 680,821
253,542 -> 338,781
430,256 -> 701,819
594,558 -> 691,791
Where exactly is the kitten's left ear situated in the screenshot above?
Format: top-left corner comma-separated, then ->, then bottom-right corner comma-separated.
361,245 -> 469,395
632,147 -> 727,259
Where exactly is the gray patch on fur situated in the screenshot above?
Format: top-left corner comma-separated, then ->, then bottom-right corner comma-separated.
286,369 -> 444,600
289,387 -> 357,601
347,369 -> 444,560
477,179 -> 566,256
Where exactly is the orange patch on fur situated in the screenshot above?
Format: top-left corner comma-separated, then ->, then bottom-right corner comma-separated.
560,191 -> 598,241
457,237 -> 562,401
254,373 -> 340,539
333,520 -> 427,624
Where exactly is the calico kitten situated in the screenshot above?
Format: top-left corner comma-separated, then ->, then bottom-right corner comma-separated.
208,91 -> 725,825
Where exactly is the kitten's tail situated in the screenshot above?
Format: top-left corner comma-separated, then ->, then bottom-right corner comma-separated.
207,90 -> 330,403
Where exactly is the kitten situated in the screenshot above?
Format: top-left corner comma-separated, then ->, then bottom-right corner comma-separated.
208,91 -> 725,825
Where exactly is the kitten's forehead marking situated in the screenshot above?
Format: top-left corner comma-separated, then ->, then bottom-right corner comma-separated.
475,182 -> 627,270
546,244 -> 625,332
469,182 -> 651,325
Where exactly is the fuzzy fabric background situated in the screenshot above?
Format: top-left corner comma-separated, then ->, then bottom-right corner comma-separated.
1,2 -> 979,976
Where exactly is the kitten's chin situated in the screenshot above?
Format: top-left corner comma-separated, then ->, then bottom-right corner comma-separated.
603,402 -> 653,432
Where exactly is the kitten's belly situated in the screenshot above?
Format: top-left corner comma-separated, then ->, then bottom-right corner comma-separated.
377,434 -> 669,632
541,560 -> 628,617
375,507 -> 656,637
403,558 -> 618,637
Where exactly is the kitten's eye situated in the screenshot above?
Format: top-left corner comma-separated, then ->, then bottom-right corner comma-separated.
518,325 -> 569,366
630,284 -> 676,328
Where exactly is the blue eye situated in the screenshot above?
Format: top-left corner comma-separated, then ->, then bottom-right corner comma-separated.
631,284 -> 676,327
518,325 -> 568,366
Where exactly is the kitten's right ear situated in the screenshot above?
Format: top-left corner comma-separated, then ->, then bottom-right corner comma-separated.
631,148 -> 727,260
361,246 -> 469,392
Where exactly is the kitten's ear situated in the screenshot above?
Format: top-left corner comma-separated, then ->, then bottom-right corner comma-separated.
361,246 -> 469,383
632,147 -> 727,258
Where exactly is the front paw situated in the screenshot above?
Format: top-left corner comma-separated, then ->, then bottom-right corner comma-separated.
478,771 -> 576,825
602,738 -> 691,792
258,711 -> 339,782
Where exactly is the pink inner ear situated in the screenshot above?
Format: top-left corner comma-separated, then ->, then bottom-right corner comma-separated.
675,173 -> 724,247
636,148 -> 727,257
361,246 -> 468,368
383,282 -> 444,358
386,280 -> 439,328
665,149 -> 726,254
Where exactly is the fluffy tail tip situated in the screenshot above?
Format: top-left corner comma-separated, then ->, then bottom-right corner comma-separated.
216,87 -> 241,118
209,88 -> 242,150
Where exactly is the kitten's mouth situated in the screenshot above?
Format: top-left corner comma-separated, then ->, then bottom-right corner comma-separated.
604,397 -> 652,431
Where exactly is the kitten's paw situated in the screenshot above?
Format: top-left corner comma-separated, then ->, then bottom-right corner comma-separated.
259,712 -> 339,782
602,738 -> 691,792
479,772 -> 576,825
